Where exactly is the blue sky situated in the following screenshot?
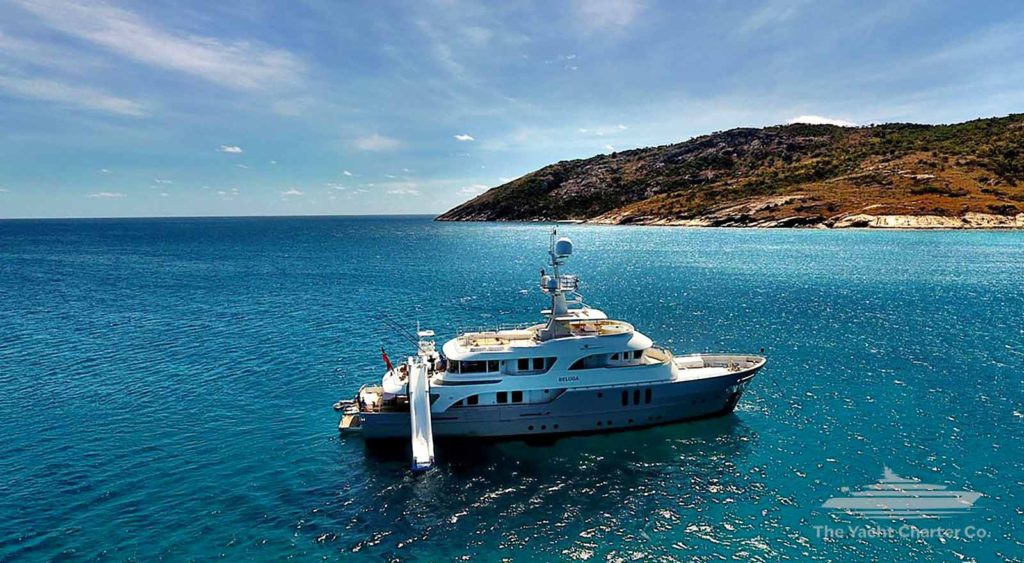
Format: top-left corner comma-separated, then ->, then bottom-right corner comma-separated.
0,0 -> 1022,218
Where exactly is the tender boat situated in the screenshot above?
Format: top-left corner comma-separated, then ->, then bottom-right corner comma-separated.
336,230 -> 766,470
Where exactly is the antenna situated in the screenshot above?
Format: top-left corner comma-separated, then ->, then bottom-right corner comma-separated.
377,313 -> 421,347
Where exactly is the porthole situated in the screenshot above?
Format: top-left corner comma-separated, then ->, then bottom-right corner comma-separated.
528,425 -> 534,431
541,425 -> 546,430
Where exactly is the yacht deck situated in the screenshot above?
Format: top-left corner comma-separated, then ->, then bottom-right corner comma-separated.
457,319 -> 635,351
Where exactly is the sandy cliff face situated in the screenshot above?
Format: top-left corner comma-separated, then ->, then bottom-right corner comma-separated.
437,115 -> 1024,228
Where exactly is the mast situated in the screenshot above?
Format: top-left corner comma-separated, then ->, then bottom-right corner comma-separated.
539,229 -> 577,340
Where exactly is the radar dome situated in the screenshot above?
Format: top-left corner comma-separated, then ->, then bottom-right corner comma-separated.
553,237 -> 573,257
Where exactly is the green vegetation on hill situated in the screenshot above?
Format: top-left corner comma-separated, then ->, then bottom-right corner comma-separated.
437,114 -> 1024,226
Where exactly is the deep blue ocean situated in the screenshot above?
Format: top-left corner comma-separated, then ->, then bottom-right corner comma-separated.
1,215 -> 1022,561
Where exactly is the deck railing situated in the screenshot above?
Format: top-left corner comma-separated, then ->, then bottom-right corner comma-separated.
456,322 -> 538,338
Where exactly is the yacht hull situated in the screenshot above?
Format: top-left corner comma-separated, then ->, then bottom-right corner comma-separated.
355,364 -> 761,441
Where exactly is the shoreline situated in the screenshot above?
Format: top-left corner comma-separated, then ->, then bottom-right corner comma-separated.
437,212 -> 1024,230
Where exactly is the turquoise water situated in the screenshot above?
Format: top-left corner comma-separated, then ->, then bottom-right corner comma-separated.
1,216 -> 1022,561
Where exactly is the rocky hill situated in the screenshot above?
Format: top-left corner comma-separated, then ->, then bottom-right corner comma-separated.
437,114 -> 1024,228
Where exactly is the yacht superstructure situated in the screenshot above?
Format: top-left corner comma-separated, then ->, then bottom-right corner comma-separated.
336,231 -> 766,470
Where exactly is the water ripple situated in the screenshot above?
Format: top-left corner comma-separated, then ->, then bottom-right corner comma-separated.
1,217 -> 1022,560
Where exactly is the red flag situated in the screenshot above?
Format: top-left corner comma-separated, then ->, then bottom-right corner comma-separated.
381,347 -> 394,371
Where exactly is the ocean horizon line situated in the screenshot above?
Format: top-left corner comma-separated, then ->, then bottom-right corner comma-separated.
0,212 -> 440,222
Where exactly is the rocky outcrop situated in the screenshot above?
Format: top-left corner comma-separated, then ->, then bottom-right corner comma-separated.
829,212 -> 1024,229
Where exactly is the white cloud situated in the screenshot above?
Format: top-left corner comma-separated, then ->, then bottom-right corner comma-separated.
87,191 -> 125,198
269,160 -> 277,165
0,74 -> 146,116
740,0 -> 809,34
218,145 -> 243,153
100,168 -> 110,174
604,144 -> 616,152
352,133 -> 402,151
236,164 -> 249,169
280,188 -> 303,197
574,0 -> 641,32
160,192 -> 169,197
326,183 -> 346,191
385,182 -> 420,195
787,115 -> 857,127
0,188 -> 9,193
454,134 -> 475,142
459,184 -> 489,195
14,0 -> 305,91
0,30 -> 101,73
153,178 -> 172,184
343,170 -> 353,176
578,124 -> 628,136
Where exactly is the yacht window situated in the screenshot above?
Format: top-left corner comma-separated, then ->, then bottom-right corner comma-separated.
467,394 -> 479,405
511,391 -> 523,403
461,361 -> 486,373
611,353 -> 619,360
645,389 -> 652,404
453,399 -> 463,407
633,350 -> 643,360
532,358 -> 544,370
518,358 -> 529,371
496,391 -> 508,404
621,390 -> 628,406
448,360 -> 460,373
569,358 -> 586,370
633,389 -> 640,406
487,360 -> 499,372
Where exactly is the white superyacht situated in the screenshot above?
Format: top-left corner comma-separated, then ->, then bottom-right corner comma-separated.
337,231 -> 766,470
